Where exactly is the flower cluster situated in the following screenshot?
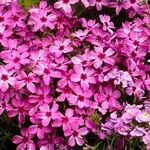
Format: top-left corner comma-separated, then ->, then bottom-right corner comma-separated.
0,0 -> 150,150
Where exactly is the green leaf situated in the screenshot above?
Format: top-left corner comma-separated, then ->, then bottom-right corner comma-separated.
19,0 -> 39,10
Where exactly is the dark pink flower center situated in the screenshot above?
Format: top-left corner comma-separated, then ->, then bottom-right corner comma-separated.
81,60 -> 87,65
133,41 -> 139,46
1,74 -> 8,81
40,17 -> 47,22
25,77 -> 32,83
18,106 -> 25,113
98,53 -> 105,59
46,111 -> 51,117
13,57 -> 20,63
73,131 -> 78,137
44,68 -> 50,75
12,16 -> 19,22
38,124 -> 43,129
81,74 -> 87,80
63,85 -> 71,93
63,0 -> 69,3
130,0 -> 136,3
59,45 -> 64,50
62,116 -> 69,123
78,95 -> 84,101
23,137 -> 28,143
0,16 -> 4,22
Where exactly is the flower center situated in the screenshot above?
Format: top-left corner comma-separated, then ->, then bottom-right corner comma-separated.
78,95 -> 84,101
40,17 -> 47,22
81,74 -> 87,80
1,74 -> 8,81
63,0 -> 69,3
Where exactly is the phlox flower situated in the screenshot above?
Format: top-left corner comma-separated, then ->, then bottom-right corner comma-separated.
136,111 -> 150,123
68,85 -> 92,108
36,103 -> 60,127
90,46 -> 115,68
65,124 -> 88,147
54,0 -> 79,13
13,128 -> 35,150
70,64 -> 96,90
52,108 -> 80,131
0,66 -> 15,92
17,71 -> 38,93
29,2 -> 56,31
7,95 -> 30,124
99,14 -> 115,34
50,38 -> 73,57
29,117 -> 52,139
39,133 -> 61,150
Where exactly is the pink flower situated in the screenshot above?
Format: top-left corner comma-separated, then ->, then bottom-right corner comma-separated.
39,133 -> 61,150
13,128 -> 35,150
68,85 -> 92,108
36,103 -> 60,127
65,124 -> 88,146
90,46 -> 115,68
17,71 -> 38,93
28,117 -> 52,139
50,39 -> 73,57
72,29 -> 89,41
136,111 -> 150,123
29,2 -> 56,31
0,66 -> 15,92
28,84 -> 52,104
54,0 -> 79,13
70,65 -> 96,90
52,108 -> 79,131
33,62 -> 62,85
99,15 -> 115,34
7,95 -> 30,124
4,50 -> 30,70
130,127 -> 146,137
81,0 -> 90,7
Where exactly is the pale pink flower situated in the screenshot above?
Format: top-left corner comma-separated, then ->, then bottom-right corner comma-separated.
99,14 -> 115,34
0,66 -> 15,92
54,0 -> 79,13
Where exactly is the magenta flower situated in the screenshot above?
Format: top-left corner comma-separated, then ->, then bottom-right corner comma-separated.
33,62 -> 61,85
4,51 -> 30,70
17,71 -> 38,93
7,95 -> 30,124
65,124 -> 88,146
29,84 -> 52,104
54,0 -> 79,13
70,65 -> 96,90
28,117 -> 52,139
68,85 -> 92,108
52,108 -> 79,131
29,2 -> 56,31
13,128 -> 35,150
36,103 -> 60,127
39,133 -> 61,150
99,14 -> 115,34
50,39 -> 73,57
90,46 -> 115,68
